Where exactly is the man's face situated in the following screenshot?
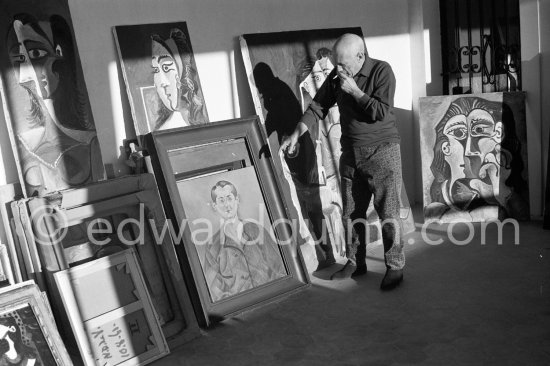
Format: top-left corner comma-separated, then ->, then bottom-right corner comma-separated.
441,108 -> 502,201
212,185 -> 239,220
8,20 -> 61,100
152,41 -> 180,111
334,48 -> 362,78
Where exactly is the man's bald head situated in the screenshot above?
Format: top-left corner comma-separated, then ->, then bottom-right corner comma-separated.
333,33 -> 367,78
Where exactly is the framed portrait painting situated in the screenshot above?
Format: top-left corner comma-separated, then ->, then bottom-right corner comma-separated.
0,281 -> 72,365
113,22 -> 209,137
144,116 -> 310,326
0,0 -> 104,197
419,92 -> 530,223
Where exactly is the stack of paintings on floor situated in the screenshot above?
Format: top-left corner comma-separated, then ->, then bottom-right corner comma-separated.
0,1 -> 317,364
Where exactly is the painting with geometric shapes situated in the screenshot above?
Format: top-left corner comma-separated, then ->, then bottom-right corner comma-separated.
419,92 -> 529,223
0,0 -> 104,197
113,22 -> 209,136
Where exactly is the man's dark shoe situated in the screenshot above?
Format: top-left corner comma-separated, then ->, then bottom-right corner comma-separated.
330,259 -> 356,280
351,263 -> 367,278
380,269 -> 403,290
315,256 -> 336,271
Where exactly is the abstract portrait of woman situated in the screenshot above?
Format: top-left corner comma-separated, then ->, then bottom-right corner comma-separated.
426,96 -> 529,221
6,13 -> 103,197
150,28 -> 207,130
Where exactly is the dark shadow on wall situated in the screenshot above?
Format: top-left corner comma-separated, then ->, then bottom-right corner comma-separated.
252,62 -> 333,267
233,42 -> 334,267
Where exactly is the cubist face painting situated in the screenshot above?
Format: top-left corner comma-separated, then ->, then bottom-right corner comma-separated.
151,38 -> 180,112
8,19 -> 61,101
435,98 -> 506,208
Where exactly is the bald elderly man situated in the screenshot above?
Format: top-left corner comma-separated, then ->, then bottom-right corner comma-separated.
281,33 -> 405,290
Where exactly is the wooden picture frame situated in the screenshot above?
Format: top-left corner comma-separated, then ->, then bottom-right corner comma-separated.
0,281 -> 72,365
9,174 -> 200,348
144,116 -> 310,326
0,183 -> 24,284
54,249 -> 168,366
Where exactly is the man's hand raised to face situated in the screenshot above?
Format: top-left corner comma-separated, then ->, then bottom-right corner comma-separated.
337,70 -> 365,101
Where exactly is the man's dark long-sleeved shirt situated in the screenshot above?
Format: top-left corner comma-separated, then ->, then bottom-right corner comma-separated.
300,56 -> 399,149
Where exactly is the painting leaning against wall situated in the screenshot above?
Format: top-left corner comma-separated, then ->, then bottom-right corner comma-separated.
114,21 -> 209,137
419,92 -> 530,223
240,28 -> 415,271
0,0 -> 104,197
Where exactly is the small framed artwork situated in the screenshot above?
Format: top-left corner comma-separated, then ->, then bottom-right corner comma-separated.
113,21 -> 209,138
54,249 -> 168,366
145,116 -> 310,326
0,280 -> 72,365
10,174 -> 200,348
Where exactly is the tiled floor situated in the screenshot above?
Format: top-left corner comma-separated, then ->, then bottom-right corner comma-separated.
155,212 -> 550,366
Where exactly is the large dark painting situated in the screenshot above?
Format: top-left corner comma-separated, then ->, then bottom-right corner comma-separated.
420,92 -> 530,223
0,0 -> 104,197
114,22 -> 209,136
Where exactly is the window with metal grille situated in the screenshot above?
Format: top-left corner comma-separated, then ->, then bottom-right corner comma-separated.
440,0 -> 521,95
